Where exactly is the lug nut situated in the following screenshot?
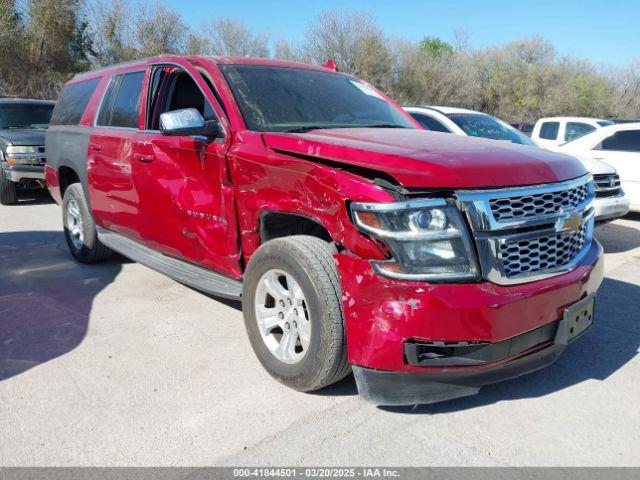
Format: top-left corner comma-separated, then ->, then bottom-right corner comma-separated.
293,321 -> 297,328
285,322 -> 290,330
279,299 -> 285,307
287,298 -> 293,305
293,308 -> 298,316
278,312 -> 284,320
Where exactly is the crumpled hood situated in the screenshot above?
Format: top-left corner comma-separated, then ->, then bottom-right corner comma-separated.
0,128 -> 46,147
263,128 -> 587,188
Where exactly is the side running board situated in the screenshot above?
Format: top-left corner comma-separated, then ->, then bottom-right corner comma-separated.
97,227 -> 243,299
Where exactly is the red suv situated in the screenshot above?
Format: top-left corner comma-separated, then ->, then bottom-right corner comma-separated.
45,56 -> 603,405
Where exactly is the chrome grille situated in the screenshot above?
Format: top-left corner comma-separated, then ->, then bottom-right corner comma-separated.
489,182 -> 591,221
457,175 -> 595,285
594,174 -> 621,198
500,225 -> 587,277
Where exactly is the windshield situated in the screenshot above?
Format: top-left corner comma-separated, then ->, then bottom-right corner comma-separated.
0,103 -> 54,129
447,113 -> 537,147
219,65 -> 415,132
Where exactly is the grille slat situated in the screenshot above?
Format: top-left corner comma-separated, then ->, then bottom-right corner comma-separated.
489,183 -> 591,222
500,225 -> 587,277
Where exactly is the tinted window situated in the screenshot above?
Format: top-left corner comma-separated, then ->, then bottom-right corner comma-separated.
539,121 -> 560,140
565,122 -> 595,141
0,103 -> 54,129
409,113 -> 451,132
50,78 -> 100,126
97,71 -> 144,128
599,130 -> 640,152
220,65 -> 414,132
447,113 -> 537,146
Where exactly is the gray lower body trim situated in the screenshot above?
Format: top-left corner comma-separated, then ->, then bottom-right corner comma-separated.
97,227 -> 242,299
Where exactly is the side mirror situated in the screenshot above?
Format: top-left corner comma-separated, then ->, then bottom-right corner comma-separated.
159,108 -> 220,138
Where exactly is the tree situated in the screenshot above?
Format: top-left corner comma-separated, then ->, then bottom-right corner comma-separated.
419,36 -> 454,58
134,1 -> 186,56
202,18 -> 269,57
86,0 -> 138,66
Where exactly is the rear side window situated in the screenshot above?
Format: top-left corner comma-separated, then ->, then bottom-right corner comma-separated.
539,121 -> 559,140
598,130 -> 640,152
50,78 -> 100,126
565,122 -> 595,141
409,113 -> 451,132
97,71 -> 145,129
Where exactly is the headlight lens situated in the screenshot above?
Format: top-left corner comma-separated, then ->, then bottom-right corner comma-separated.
6,146 -> 38,154
352,199 -> 479,281
4,145 -> 44,166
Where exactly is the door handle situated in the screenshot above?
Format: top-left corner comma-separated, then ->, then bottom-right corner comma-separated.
90,143 -> 102,152
133,153 -> 154,163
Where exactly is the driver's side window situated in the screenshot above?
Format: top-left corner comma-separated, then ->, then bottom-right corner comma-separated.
146,66 -> 215,131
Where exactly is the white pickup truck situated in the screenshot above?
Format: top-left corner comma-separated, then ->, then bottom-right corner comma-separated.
531,117 -> 613,148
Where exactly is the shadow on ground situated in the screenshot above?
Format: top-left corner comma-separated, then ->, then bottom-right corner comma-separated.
380,276 -> 639,414
0,230 -> 121,381
596,218 -> 640,253
14,188 -> 55,206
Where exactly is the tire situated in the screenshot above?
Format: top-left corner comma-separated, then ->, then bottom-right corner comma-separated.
62,183 -> 112,263
242,235 -> 350,392
0,169 -> 18,205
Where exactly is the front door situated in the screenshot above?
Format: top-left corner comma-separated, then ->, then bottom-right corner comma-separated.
133,62 -> 242,279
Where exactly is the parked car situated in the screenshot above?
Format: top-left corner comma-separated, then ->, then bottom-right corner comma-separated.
0,98 -> 55,205
405,106 -> 629,222
531,116 -> 613,149
404,106 -> 538,146
511,121 -> 534,137
550,123 -> 640,212
46,55 -> 603,406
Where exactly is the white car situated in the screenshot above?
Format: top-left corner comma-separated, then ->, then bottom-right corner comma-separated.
404,106 -> 630,221
551,123 -> 640,213
531,116 -> 614,149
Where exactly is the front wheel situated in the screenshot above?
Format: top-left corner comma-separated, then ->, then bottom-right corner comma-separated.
62,183 -> 112,263
242,235 -> 350,391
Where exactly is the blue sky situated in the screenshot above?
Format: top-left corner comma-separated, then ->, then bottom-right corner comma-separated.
165,0 -> 638,66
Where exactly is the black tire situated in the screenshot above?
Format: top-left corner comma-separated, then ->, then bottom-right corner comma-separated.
242,235 -> 350,392
62,183 -> 112,263
0,169 -> 18,205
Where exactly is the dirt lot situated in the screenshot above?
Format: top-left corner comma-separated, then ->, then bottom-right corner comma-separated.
1,191 -> 639,466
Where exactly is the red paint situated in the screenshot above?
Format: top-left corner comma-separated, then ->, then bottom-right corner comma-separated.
48,55 -> 603,378
336,241 -> 603,372
44,165 -> 61,203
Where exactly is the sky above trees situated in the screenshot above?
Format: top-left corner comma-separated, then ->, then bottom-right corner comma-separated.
1,0 -> 639,121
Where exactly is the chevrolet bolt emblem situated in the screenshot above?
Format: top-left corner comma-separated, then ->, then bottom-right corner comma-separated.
560,211 -> 583,233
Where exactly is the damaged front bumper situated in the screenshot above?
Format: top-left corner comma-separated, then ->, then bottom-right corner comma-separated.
335,240 -> 603,406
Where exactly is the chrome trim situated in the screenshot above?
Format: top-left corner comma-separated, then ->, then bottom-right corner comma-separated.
457,174 -> 596,285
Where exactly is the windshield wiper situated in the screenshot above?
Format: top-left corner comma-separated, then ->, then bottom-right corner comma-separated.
357,124 -> 409,129
284,126 -> 342,133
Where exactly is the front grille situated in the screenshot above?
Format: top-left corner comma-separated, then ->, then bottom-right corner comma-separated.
490,182 -> 591,221
500,225 -> 588,277
594,174 -> 621,198
457,175 -> 595,285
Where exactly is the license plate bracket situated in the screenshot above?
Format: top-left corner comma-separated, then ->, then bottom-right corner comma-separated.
555,294 -> 595,346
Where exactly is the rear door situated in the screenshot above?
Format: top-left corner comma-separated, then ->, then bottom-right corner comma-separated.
593,129 -> 640,208
87,70 -> 146,241
132,61 -> 241,278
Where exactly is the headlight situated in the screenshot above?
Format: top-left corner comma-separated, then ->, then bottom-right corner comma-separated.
6,146 -> 38,154
351,199 -> 479,281
4,145 -> 44,166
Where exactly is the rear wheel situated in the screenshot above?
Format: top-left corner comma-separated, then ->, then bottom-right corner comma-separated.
0,169 -> 18,205
242,235 -> 350,392
62,183 -> 112,263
